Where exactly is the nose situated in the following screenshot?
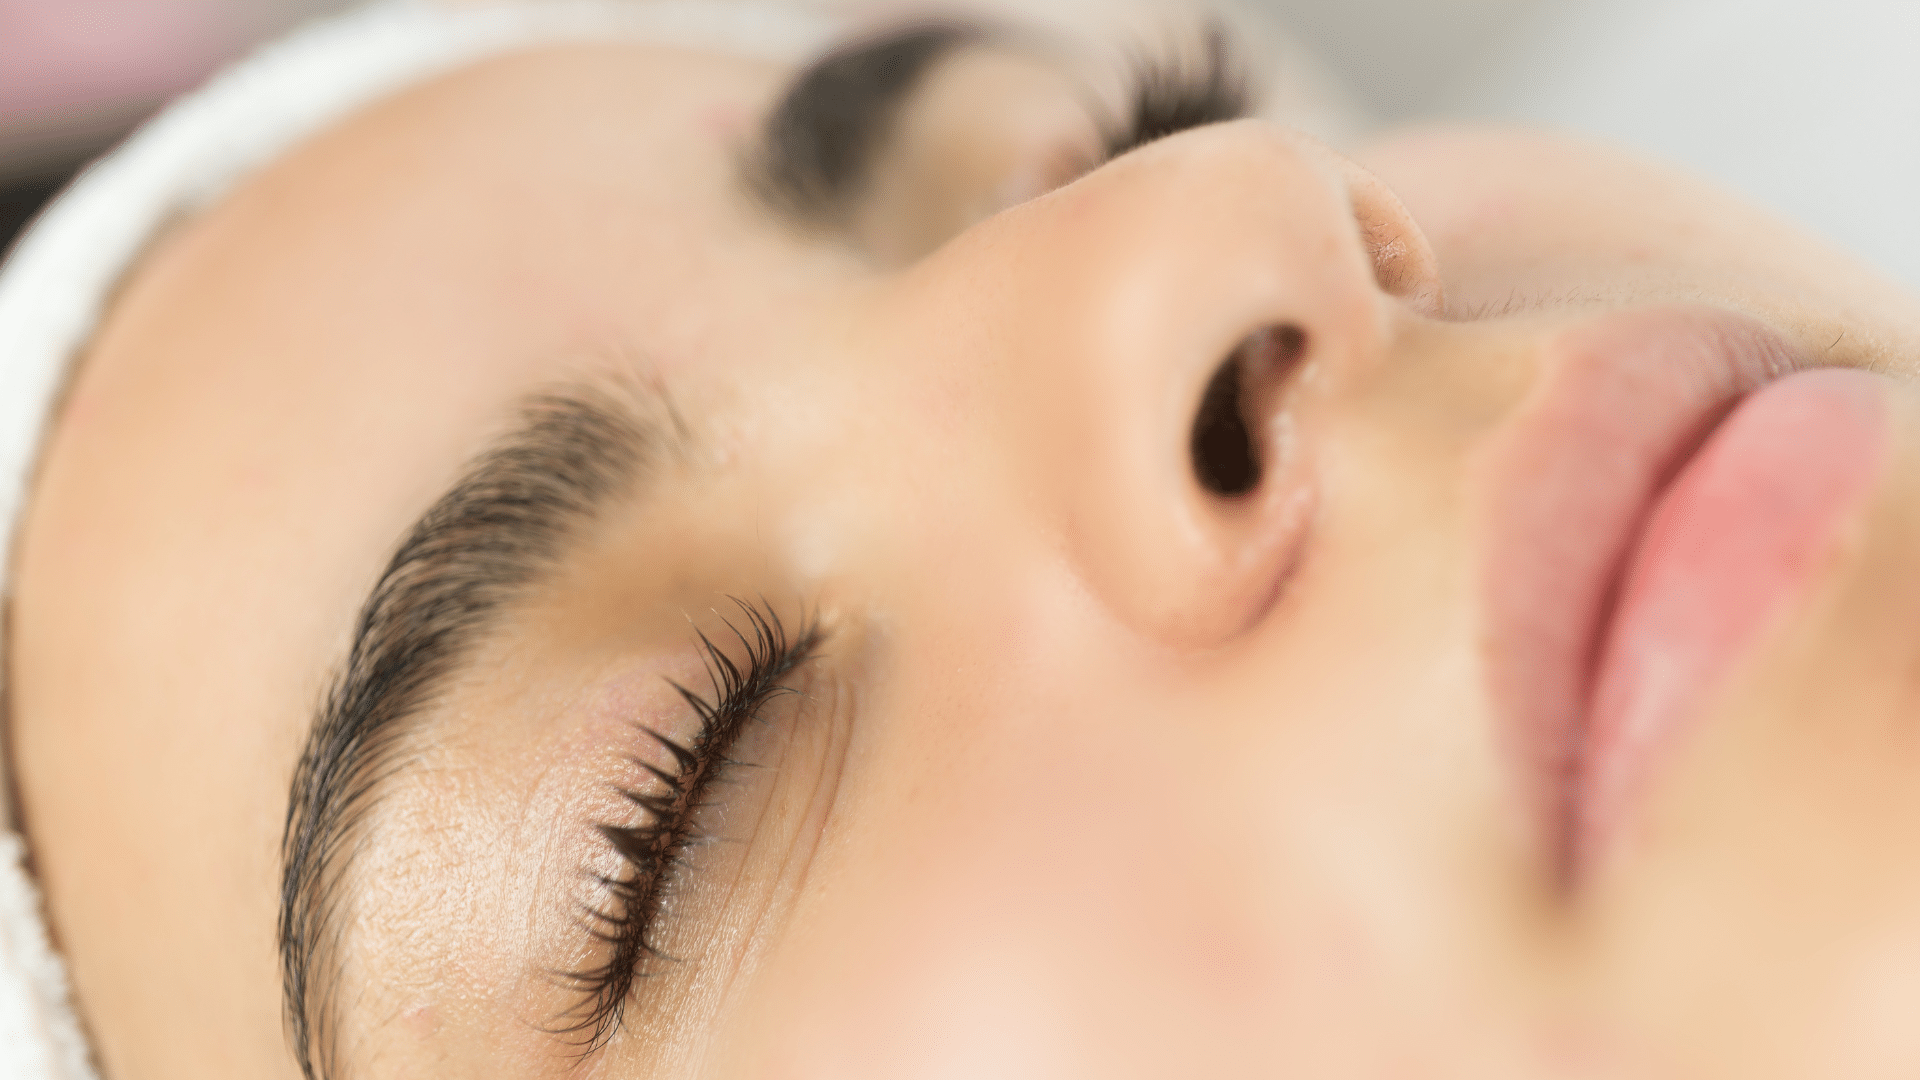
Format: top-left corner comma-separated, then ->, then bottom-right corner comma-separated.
966,120 -> 1442,647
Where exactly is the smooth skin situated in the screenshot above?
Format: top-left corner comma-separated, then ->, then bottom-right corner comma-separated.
13,24 -> 1920,1080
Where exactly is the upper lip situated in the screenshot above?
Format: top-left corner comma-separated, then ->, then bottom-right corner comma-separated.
1474,306 -> 1808,877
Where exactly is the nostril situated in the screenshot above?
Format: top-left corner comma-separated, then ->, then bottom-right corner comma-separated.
1192,356 -> 1259,496
1190,324 -> 1305,497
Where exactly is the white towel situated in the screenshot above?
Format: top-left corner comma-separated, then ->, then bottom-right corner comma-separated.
0,3 -> 838,1076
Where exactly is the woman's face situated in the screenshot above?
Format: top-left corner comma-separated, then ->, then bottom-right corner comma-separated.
14,20 -> 1920,1080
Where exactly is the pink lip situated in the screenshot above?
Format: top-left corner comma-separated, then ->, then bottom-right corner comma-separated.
1578,366 -> 1887,854
1478,308 -> 1888,878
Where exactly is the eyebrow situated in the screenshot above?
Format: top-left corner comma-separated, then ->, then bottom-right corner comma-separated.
278,387 -> 666,1080
746,19 -> 990,226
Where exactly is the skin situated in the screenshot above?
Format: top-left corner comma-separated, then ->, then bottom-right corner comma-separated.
12,21 -> 1920,1080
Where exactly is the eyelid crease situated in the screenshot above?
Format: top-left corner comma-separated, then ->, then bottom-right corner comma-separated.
545,598 -> 822,1057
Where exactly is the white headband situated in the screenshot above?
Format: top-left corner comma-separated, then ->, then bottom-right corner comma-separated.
0,3 -> 838,1075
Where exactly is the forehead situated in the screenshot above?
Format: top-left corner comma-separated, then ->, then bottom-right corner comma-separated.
33,37 -> 809,641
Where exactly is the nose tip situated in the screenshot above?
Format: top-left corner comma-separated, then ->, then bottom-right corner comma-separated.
1001,121 -> 1429,648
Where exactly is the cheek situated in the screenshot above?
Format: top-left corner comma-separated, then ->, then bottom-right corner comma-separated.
698,580 -> 1514,1075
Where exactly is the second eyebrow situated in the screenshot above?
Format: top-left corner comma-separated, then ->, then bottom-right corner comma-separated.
746,20 -> 990,226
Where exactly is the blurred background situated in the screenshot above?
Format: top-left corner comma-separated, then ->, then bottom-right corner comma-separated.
0,0 -> 346,244
3,0 -> 1917,284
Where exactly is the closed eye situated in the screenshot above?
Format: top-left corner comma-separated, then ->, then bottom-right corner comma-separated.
548,598 -> 822,1055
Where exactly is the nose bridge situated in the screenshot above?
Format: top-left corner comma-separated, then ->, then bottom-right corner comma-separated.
1034,121 -> 1386,362
958,121 -> 1413,649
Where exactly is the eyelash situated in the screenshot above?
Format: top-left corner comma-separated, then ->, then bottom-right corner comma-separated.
553,599 -> 822,1053
1101,21 -> 1252,161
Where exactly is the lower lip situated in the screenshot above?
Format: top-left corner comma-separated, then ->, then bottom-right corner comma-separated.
1578,368 -> 1890,853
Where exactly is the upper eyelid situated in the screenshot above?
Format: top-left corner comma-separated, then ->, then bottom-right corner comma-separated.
550,600 -> 823,1054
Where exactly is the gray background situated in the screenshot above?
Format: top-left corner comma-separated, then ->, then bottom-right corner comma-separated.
4,0 -> 1918,285
1278,0 -> 1920,288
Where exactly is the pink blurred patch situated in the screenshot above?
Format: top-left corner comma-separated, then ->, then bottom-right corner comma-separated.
0,0 -> 244,122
